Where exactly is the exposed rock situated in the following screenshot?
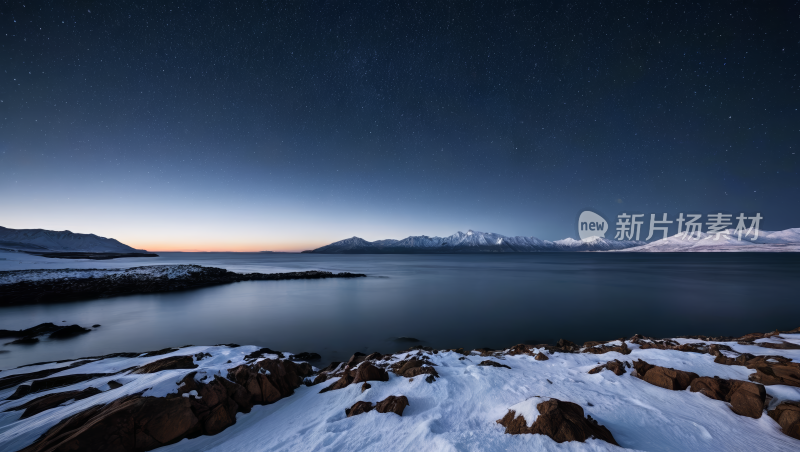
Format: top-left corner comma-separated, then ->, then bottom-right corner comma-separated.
227,359 -> 312,402
583,341 -> 631,355
364,352 -> 385,361
361,382 -> 371,392
347,352 -> 367,366
17,355 -> 315,452
49,325 -> 92,339
0,360 -> 93,391
5,387 -> 103,419
319,370 -> 354,393
473,347 -> 497,356
7,336 -> 39,345
345,395 -> 408,417
8,373 -> 113,400
345,400 -> 374,417
0,322 -> 61,338
391,357 -> 436,376
243,347 -> 285,361
506,344 -> 535,356
736,356 -> 800,388
133,355 -> 198,374
497,398 -> 618,445
479,360 -> 511,369
0,267 -> 367,306
534,352 -> 549,361
194,352 -> 212,361
376,395 -> 409,416
632,360 -> 698,391
352,362 -> 389,384
588,359 -> 626,376
753,341 -> 800,350
689,376 -> 730,401
18,395 -> 202,452
690,377 -> 766,418
141,348 -> 179,357
768,401 -> 800,440
728,380 -> 767,418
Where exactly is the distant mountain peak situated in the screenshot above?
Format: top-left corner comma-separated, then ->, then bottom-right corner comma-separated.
0,226 -> 145,253
309,230 -> 644,254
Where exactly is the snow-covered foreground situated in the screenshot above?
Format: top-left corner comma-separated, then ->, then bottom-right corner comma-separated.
1,333 -> 799,451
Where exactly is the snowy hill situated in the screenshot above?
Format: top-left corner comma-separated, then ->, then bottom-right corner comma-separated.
617,228 -> 800,252
0,226 -> 146,253
308,230 -> 644,253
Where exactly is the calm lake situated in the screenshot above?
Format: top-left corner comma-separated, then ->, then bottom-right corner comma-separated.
1,252 -> 799,370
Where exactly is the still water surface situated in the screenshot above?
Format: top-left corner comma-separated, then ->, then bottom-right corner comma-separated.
1,253 -> 799,370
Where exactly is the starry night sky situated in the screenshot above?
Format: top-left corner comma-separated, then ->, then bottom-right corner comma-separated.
1,1 -> 798,251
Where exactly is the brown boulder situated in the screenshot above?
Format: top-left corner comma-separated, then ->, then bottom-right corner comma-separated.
18,395 -> 203,452
588,360 -> 626,376
392,357 -> 439,380
642,366 -> 699,391
347,352 -> 367,366
584,341 -> 631,356
689,376 -> 766,419
728,381 -> 766,418
746,357 -> 800,388
226,365 -> 281,403
345,400 -> 374,417
507,344 -> 534,356
352,362 -> 389,384
319,371 -> 355,393
690,376 -> 730,401
254,359 -> 312,397
768,401 -> 800,440
133,355 -> 197,374
376,395 -> 409,416
345,395 -> 409,417
633,360 -> 698,391
534,352 -> 549,361
497,398 -> 618,445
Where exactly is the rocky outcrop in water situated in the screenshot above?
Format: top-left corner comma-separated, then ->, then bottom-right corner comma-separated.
0,266 -> 367,306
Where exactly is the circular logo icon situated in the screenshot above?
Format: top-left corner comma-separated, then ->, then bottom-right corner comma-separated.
578,211 -> 608,239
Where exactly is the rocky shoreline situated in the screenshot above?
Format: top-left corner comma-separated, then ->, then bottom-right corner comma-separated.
0,265 -> 366,306
0,326 -> 799,451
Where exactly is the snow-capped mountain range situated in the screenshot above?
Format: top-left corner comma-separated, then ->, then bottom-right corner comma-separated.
307,230 -> 645,253
617,228 -> 800,252
0,226 -> 146,253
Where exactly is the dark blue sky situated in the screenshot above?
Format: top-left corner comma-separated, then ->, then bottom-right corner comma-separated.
1,1 -> 798,251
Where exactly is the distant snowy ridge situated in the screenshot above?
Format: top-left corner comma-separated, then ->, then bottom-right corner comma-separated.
616,228 -> 800,252
0,226 -> 145,253
308,230 -> 644,253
